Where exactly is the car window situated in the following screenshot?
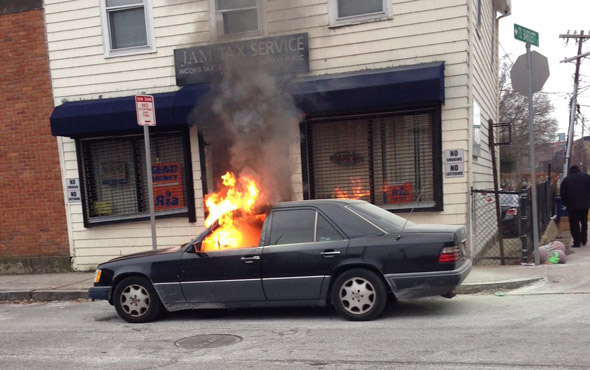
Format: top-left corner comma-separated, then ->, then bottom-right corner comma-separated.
269,209 -> 316,245
316,214 -> 343,242
346,202 -> 412,232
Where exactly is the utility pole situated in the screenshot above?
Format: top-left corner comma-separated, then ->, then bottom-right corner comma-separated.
561,31 -> 589,176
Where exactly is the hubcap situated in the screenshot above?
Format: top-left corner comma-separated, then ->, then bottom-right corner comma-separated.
339,277 -> 376,315
120,284 -> 150,317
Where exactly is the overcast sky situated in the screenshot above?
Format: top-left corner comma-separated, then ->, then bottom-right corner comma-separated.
499,0 -> 590,138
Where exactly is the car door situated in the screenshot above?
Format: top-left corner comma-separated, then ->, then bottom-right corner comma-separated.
179,246 -> 265,303
261,208 -> 348,301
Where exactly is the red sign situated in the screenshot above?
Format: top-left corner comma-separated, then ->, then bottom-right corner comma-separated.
384,182 -> 413,204
152,162 -> 184,211
135,95 -> 156,126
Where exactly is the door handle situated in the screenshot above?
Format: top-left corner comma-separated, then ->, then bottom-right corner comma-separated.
320,250 -> 341,257
241,256 -> 260,264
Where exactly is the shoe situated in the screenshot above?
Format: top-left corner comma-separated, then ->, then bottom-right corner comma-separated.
572,244 -> 581,248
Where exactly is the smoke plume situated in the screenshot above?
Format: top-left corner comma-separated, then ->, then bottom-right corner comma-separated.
191,66 -> 301,203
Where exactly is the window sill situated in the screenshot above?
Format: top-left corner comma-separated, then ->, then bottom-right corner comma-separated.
104,46 -> 157,59
86,209 -> 188,227
329,14 -> 392,29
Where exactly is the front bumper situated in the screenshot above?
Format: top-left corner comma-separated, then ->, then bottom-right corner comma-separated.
88,286 -> 111,301
385,259 -> 472,299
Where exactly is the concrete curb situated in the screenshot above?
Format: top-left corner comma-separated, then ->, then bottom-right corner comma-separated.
0,290 -> 89,302
454,277 -> 543,294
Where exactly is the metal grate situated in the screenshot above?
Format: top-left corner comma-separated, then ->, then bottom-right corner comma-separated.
306,111 -> 435,210
79,131 -> 188,224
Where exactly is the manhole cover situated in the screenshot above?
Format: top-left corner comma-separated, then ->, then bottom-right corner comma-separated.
175,334 -> 242,349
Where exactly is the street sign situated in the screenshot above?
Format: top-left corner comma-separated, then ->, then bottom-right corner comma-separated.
510,51 -> 549,95
135,94 -> 158,249
135,95 -> 156,126
514,24 -> 539,47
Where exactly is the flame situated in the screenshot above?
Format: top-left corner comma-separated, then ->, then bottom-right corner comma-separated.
334,177 -> 371,199
201,172 -> 265,252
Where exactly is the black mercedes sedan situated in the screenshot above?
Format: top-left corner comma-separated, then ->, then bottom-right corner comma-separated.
89,199 -> 471,323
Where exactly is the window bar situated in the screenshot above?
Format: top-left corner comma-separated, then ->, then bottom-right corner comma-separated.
380,118 -> 387,204
413,116 -> 421,202
367,119 -> 375,204
306,121 -> 316,199
133,138 -> 144,213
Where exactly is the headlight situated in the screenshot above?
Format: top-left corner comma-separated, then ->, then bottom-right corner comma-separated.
94,269 -> 102,283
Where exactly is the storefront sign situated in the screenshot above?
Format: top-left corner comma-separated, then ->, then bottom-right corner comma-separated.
330,151 -> 363,166
101,162 -> 127,185
152,162 -> 184,211
174,33 -> 310,85
444,149 -> 465,178
66,178 -> 81,203
384,182 -> 413,204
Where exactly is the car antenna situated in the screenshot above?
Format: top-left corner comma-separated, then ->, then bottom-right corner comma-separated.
396,187 -> 424,240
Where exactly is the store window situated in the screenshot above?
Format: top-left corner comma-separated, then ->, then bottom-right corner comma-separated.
330,0 -> 391,27
214,0 -> 261,37
100,0 -> 155,57
78,131 -> 193,226
304,109 -> 442,212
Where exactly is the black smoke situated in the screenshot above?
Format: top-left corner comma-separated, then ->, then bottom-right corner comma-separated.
191,66 -> 301,203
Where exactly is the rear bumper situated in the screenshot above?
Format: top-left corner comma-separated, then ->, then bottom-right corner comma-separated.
89,286 -> 111,301
385,259 -> 472,299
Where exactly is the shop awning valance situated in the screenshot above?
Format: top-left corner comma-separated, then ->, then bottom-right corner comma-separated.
50,62 -> 444,137
291,62 -> 445,115
50,84 -> 210,137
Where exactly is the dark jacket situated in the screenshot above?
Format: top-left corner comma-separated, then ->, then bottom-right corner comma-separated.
560,167 -> 590,211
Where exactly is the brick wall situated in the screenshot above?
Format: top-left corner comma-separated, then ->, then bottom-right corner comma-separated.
0,5 -> 69,263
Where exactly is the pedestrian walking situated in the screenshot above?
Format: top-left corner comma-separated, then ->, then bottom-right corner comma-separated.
560,165 -> 590,248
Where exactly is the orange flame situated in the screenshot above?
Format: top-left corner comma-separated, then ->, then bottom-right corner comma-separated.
333,177 -> 371,200
202,172 -> 265,252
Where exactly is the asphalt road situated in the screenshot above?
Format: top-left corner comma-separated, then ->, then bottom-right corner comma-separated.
1,292 -> 590,370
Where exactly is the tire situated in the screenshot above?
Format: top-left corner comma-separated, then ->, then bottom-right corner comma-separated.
330,268 -> 388,321
113,276 -> 162,323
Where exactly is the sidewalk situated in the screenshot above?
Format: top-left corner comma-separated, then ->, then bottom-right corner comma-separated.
1,246 -> 589,302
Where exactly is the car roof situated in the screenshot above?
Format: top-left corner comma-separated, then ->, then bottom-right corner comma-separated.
272,199 -> 364,209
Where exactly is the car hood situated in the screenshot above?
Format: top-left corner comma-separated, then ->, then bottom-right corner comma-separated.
104,245 -> 182,264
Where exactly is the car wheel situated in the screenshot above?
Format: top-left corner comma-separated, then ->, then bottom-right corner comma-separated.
113,276 -> 162,323
331,268 -> 388,321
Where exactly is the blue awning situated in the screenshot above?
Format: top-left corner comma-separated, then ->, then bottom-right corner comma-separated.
50,84 -> 210,137
291,62 -> 445,114
50,62 -> 444,137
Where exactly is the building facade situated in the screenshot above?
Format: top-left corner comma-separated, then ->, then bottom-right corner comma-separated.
0,0 -> 69,273
45,0 -> 511,270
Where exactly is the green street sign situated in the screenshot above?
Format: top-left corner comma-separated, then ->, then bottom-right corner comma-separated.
514,24 -> 539,46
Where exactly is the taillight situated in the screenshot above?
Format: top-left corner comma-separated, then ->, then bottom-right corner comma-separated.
506,208 -> 517,216
439,246 -> 461,263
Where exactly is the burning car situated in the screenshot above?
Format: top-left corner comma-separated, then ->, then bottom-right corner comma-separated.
89,197 -> 471,323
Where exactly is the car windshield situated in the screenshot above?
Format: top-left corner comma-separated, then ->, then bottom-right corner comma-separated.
345,202 -> 414,232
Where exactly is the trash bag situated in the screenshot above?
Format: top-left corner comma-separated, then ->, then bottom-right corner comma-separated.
543,250 -> 566,264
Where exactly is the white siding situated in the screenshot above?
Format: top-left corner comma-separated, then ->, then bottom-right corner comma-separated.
45,0 -> 500,269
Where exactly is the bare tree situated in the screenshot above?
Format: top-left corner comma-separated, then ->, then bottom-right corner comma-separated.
499,57 -> 558,187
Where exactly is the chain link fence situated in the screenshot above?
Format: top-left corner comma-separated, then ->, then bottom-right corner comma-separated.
471,182 -> 555,265
471,190 -> 524,265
